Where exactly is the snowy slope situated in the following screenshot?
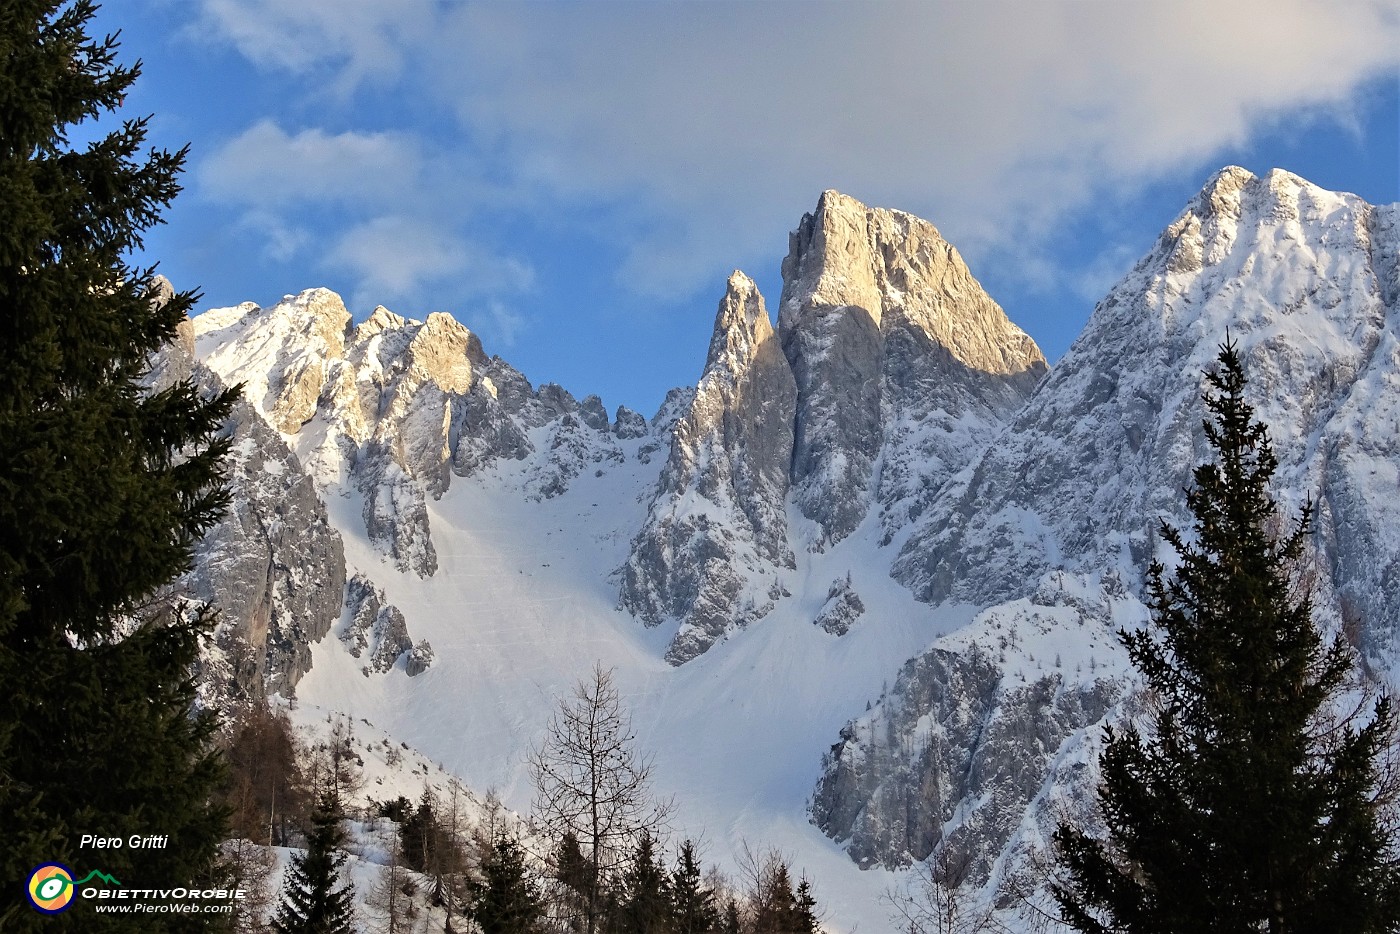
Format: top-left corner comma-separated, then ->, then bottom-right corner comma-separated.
188,169 -> 1400,932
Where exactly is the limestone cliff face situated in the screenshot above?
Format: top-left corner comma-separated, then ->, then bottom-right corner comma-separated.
143,283 -> 346,702
186,387 -> 347,701
619,272 -> 798,663
777,191 -> 1047,546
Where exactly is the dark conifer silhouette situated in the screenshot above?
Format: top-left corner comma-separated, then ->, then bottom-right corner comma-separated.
670,839 -> 719,934
0,2 -> 237,929
272,793 -> 356,934
469,832 -> 545,934
1054,341 -> 1400,932
616,830 -> 672,934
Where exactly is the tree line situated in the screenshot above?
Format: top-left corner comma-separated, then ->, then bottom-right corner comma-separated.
219,667 -> 825,934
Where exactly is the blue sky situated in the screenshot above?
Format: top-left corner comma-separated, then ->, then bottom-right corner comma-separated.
97,1 -> 1399,416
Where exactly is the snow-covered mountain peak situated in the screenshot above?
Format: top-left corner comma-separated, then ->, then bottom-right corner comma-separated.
893,164 -> 1399,641
356,304 -> 407,339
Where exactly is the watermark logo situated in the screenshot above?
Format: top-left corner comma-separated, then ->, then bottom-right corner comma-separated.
26,864 -> 76,914
25,864 -> 122,914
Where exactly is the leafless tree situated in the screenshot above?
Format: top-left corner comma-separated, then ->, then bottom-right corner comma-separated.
530,663 -> 671,934
436,778 -> 473,933
368,818 -> 422,934
220,837 -> 277,933
307,713 -> 366,809
886,845 -> 1004,934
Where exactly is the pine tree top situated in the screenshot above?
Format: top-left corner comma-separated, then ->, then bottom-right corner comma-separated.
1054,338 -> 1400,932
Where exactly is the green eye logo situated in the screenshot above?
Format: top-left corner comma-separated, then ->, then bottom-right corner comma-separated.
26,863 -> 75,914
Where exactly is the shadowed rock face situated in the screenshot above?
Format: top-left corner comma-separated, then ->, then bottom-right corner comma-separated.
778,190 -> 1047,547
620,272 -> 798,663
187,389 -> 347,700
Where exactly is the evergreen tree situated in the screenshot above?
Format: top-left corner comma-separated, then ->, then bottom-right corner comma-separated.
1054,341 -> 1400,932
554,830 -> 594,931
751,859 -> 799,934
616,830 -> 672,934
272,793 -> 356,934
670,840 -> 719,934
791,878 -> 820,934
469,833 -> 545,934
0,1 -> 236,929
718,898 -> 742,934
401,788 -> 440,873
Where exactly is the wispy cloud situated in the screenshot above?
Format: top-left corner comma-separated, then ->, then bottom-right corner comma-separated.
201,120 -> 422,207
194,0 -> 1400,309
193,0 -> 435,94
198,119 -> 534,314
482,300 -> 527,349
325,216 -> 535,316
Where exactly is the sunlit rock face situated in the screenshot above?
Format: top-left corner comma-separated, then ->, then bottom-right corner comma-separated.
777,190 -> 1047,547
194,291 -> 633,578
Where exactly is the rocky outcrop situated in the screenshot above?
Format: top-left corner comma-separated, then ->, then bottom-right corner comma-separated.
812,574 -> 1133,878
619,273 -> 798,663
613,405 -> 648,439
813,575 -> 865,636
187,386 -> 347,700
142,282 -> 348,703
341,573 -> 433,677
526,409 -> 626,500
778,191 -> 1047,546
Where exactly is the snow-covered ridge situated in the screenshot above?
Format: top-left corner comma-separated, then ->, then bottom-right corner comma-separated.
194,290 -> 671,578
183,171 -> 1400,932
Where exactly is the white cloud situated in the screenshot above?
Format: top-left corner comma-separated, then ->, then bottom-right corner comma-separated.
194,0 -> 436,94
200,120 -> 421,207
198,118 -> 536,311
325,216 -> 535,313
435,0 -> 1400,294
195,0 -> 1400,306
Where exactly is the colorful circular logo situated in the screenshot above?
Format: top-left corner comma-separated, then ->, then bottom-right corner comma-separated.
27,863 -> 76,914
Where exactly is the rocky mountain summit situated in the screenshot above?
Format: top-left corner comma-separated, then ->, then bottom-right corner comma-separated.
182,169 -> 1400,929
812,167 -> 1400,892
621,192 -> 1048,661
778,191 -> 1047,546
